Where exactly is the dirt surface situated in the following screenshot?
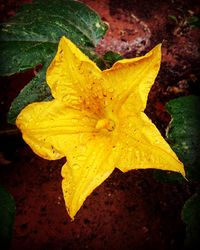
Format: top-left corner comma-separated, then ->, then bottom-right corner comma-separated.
0,0 -> 200,249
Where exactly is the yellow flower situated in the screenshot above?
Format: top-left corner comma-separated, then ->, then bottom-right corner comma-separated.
16,36 -> 185,219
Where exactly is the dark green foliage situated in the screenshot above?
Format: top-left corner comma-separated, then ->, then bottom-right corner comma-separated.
0,185 -> 16,249
0,0 -> 107,76
154,95 -> 200,183
182,193 -> 200,249
0,0 -> 107,124
0,41 -> 56,76
7,61 -> 53,124
156,95 -> 200,249
187,15 -> 200,28
103,51 -> 123,68
168,15 -> 178,23
153,170 -> 185,184
166,95 -> 200,181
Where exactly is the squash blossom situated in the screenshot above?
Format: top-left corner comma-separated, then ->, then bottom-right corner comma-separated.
16,36 -> 185,219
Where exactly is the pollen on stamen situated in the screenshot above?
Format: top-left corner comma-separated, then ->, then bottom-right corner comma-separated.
95,118 -> 115,131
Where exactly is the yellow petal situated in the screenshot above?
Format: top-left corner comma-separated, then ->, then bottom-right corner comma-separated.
61,135 -> 115,219
46,36 -> 104,116
112,112 -> 185,176
16,99 -> 97,160
102,44 -> 161,113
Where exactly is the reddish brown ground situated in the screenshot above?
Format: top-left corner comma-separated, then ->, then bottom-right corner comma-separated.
0,0 -> 200,249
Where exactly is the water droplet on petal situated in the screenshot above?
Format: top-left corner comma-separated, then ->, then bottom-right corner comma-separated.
79,134 -> 90,144
71,163 -> 80,170
116,142 -> 121,147
79,144 -> 87,153
54,152 -> 62,158
128,123 -> 132,128
109,88 -> 114,93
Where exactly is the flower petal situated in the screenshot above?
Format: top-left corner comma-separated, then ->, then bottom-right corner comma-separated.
46,36 -> 103,114
102,44 -> 161,113
16,99 -> 97,160
112,112 -> 185,176
61,135 -> 115,219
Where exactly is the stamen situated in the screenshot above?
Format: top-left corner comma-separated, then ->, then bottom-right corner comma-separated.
95,118 -> 115,131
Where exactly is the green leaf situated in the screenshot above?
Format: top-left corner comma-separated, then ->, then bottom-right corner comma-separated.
187,16 -> 200,28
0,185 -> 15,248
0,41 -> 56,76
166,95 -> 200,181
153,169 -> 185,184
2,0 -> 107,123
7,60 -> 53,125
182,192 -> 200,250
0,0 -> 107,76
168,15 -> 178,23
103,51 -> 123,68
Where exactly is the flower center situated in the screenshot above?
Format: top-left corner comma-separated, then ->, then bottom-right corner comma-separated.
95,118 -> 115,132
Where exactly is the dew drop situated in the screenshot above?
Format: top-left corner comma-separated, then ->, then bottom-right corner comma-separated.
71,163 -> 80,169
95,22 -> 100,28
54,152 -> 62,158
116,142 -> 121,147
28,118 -> 33,123
79,134 -> 89,145
79,144 -> 87,153
109,88 -> 114,93
128,147 -> 133,152
128,122 -> 132,128
77,154 -> 87,163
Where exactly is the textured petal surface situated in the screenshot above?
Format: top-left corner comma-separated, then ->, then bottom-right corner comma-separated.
102,44 -> 161,113
16,99 -> 97,160
112,111 -> 185,176
46,37 -> 104,117
61,135 -> 115,219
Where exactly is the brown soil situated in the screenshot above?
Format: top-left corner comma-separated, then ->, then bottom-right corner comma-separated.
0,0 -> 200,249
